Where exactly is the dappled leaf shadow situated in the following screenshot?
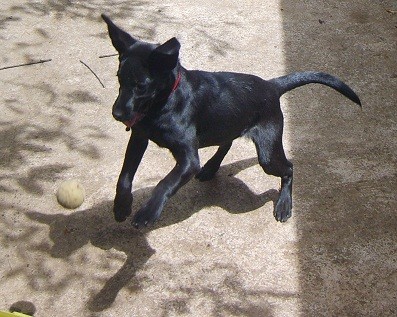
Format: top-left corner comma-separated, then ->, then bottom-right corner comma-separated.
0,118 -> 102,193
0,14 -> 20,35
159,262 -> 295,317
25,157 -> 279,311
66,90 -> 100,104
0,123 -> 52,170
0,79 -> 108,195
16,164 -> 72,195
5,0 -> 238,56
25,200 -> 153,311
8,0 -> 174,40
9,0 -> 148,21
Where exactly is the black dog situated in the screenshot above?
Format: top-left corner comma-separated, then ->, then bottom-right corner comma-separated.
102,14 -> 361,228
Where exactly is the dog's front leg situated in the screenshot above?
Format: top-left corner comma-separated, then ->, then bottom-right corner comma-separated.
132,145 -> 200,228
114,133 -> 148,222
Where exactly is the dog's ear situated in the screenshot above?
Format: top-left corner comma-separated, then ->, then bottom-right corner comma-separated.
101,14 -> 136,54
149,37 -> 181,72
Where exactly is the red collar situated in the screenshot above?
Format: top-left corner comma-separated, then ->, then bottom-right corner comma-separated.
171,71 -> 182,92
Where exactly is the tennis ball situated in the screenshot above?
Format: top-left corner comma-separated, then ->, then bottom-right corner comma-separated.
56,179 -> 85,209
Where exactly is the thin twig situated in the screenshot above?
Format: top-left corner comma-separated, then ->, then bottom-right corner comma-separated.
7,258 -> 13,271
0,59 -> 52,71
80,60 -> 105,88
99,53 -> 118,58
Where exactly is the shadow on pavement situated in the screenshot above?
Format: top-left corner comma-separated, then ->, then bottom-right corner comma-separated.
280,1 -> 397,315
0,81 -> 104,195
25,157 -> 278,312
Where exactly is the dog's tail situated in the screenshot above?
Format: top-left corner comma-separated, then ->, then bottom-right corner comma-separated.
269,71 -> 361,106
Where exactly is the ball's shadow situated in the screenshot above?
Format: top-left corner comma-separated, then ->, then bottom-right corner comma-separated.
26,157 -> 278,311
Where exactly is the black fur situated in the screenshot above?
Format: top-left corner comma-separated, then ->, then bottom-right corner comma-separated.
102,14 -> 361,228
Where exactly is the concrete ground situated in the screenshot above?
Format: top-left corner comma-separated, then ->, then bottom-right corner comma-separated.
0,0 -> 396,316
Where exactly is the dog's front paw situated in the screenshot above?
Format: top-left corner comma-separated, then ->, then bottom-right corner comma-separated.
113,192 -> 133,222
274,195 -> 292,222
132,203 -> 162,229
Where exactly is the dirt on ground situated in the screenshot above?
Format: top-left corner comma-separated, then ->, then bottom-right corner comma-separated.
0,1 -> 396,316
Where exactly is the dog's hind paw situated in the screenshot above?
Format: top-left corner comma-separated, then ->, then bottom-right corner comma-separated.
274,197 -> 292,222
195,166 -> 217,182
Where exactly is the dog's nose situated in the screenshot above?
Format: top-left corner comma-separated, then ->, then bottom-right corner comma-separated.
112,98 -> 128,121
112,108 -> 125,121
112,92 -> 133,122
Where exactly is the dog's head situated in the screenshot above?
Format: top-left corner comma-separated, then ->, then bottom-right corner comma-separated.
102,14 -> 181,128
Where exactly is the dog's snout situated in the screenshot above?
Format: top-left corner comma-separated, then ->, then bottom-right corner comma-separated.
112,94 -> 132,122
112,107 -> 125,121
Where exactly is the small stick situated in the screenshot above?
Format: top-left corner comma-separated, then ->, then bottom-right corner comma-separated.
80,60 -> 105,88
0,59 -> 52,71
7,258 -> 12,271
99,53 -> 118,58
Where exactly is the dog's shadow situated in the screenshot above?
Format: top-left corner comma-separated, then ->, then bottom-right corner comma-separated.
26,157 -> 278,312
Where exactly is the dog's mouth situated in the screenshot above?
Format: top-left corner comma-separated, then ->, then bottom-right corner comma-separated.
123,112 -> 145,129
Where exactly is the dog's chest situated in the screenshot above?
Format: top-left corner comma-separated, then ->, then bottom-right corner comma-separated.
138,118 -> 193,149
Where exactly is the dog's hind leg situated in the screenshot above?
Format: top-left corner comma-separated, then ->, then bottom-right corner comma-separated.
249,115 -> 293,222
195,142 -> 233,181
